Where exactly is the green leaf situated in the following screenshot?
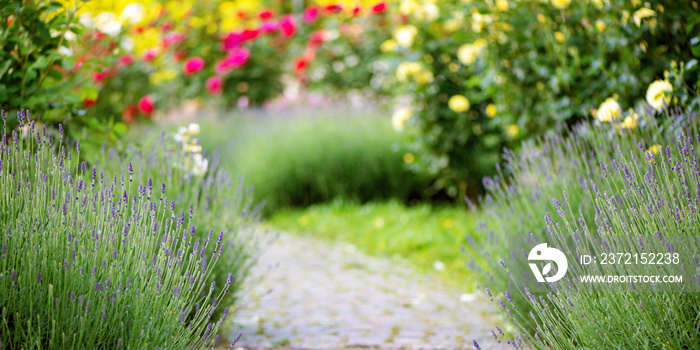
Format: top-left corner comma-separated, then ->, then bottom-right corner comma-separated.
29,56 -> 49,71
0,60 -> 12,80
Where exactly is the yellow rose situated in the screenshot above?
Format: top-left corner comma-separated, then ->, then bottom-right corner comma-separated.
619,113 -> 639,129
457,40 -> 487,65
554,31 -> 565,43
646,80 -> 672,110
595,98 -> 622,123
392,108 -> 412,131
551,0 -> 571,9
486,104 -> 497,117
595,20 -> 605,31
506,124 -> 519,138
380,39 -> 397,53
448,95 -> 470,113
394,25 -> 418,47
633,8 -> 656,27
496,0 -> 509,11
395,62 -> 422,82
647,144 -> 661,155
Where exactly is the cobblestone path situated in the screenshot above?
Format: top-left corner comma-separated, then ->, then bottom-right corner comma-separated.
227,232 -> 503,350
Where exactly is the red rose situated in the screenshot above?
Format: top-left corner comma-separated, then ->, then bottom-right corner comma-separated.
325,4 -> 343,13
183,57 -> 205,75
353,5 -> 362,16
174,51 -> 186,62
137,95 -> 155,115
294,56 -> 309,72
205,76 -> 223,95
7,15 -> 15,27
122,105 -> 137,124
259,9 -> 274,19
371,2 -> 386,13
241,29 -> 259,41
83,98 -> 97,108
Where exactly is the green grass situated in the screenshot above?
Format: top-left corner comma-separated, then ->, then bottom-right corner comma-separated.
268,200 -> 480,291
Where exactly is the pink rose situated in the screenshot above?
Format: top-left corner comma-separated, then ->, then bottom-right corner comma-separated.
215,48 -> 250,75
222,31 -> 243,50
280,15 -> 296,38
303,6 -> 319,24
183,57 -> 205,75
143,49 -> 158,61
260,20 -> 279,33
205,76 -> 223,95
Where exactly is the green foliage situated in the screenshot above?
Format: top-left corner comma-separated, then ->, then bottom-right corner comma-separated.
199,108 -> 428,214
384,0 -> 700,196
269,200 -> 478,290
0,0 -> 94,134
0,116 -> 237,348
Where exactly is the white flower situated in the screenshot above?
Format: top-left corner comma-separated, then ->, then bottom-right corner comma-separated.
646,80 -> 672,110
422,3 -> 439,21
100,20 -> 122,36
64,31 -> 77,41
120,3 -> 145,25
187,123 -> 200,135
393,25 -> 418,47
191,154 -> 209,176
58,46 -> 73,56
596,97 -> 621,123
392,108 -> 412,131
120,37 -> 134,51
184,143 -> 202,154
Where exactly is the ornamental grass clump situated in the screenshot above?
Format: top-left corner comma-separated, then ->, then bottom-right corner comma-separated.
463,107 -> 700,346
0,110 -> 239,348
92,123 -> 264,317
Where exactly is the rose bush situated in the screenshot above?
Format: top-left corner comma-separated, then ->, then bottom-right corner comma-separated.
382,0 -> 700,198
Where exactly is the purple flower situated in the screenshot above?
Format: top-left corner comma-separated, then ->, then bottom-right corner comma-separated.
473,340 -> 481,349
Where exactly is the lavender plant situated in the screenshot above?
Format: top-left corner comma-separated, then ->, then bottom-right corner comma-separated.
0,110 -> 240,348
511,131 -> 700,348
464,107 -> 700,347
91,124 -> 264,317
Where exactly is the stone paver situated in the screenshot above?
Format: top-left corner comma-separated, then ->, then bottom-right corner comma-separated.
227,232 -> 505,350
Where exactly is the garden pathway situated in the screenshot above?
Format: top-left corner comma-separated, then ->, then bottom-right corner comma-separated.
227,232 -> 503,350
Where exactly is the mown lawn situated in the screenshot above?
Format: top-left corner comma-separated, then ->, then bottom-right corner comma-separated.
268,200 -> 481,292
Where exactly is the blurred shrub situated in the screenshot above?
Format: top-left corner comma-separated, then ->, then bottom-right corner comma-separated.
383,0 -> 700,197
293,3 -> 393,94
463,107 -> 700,344
201,109 -> 429,213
